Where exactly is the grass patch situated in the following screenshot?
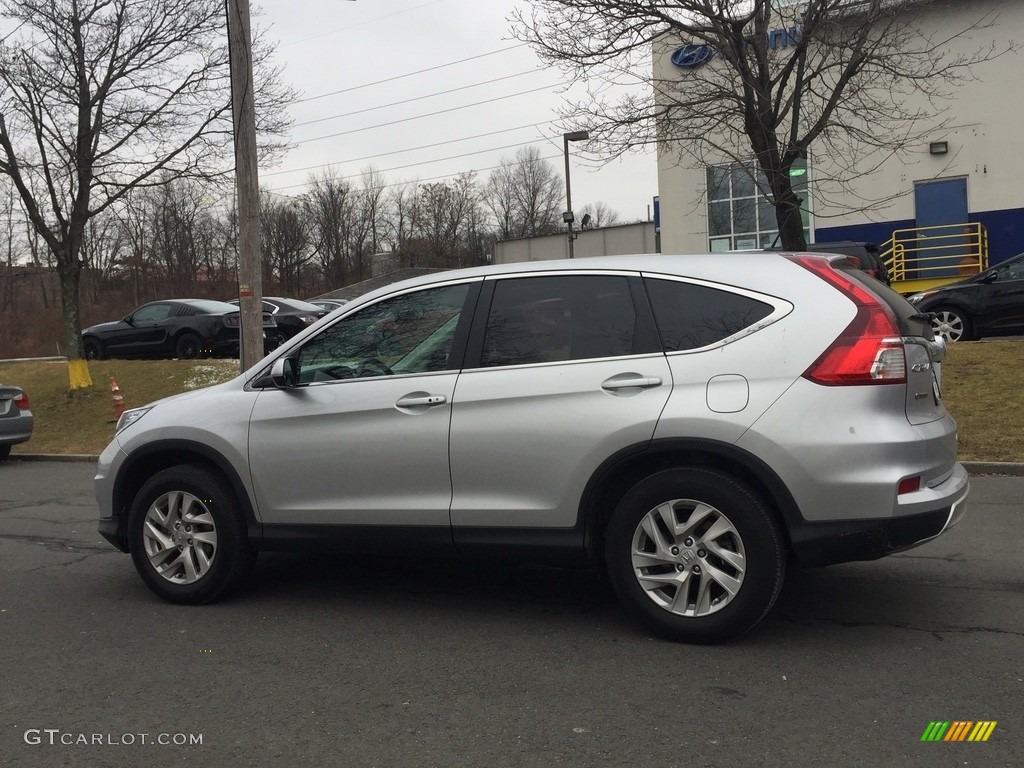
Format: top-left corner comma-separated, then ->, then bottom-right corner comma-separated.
1,359 -> 241,456
940,340 -> 1024,462
2,341 -> 1022,461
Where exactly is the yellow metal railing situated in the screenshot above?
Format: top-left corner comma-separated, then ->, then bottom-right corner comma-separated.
881,222 -> 988,294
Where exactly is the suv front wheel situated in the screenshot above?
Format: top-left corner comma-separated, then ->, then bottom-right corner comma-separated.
604,468 -> 785,644
128,465 -> 256,604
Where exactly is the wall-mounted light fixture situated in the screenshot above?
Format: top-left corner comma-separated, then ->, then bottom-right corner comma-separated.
929,141 -> 949,155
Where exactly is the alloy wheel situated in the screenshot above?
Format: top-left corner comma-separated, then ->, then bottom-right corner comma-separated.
630,498 -> 746,617
142,490 -> 218,584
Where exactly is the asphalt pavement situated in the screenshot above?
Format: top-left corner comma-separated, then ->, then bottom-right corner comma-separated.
1,460 -> 1021,768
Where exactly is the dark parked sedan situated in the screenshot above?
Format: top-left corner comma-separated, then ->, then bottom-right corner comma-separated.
229,297 -> 327,341
0,384 -> 33,460
908,252 -> 1024,341
310,298 -> 349,313
82,299 -> 277,360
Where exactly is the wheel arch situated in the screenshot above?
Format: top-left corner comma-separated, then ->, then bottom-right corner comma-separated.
111,439 -> 260,551
579,438 -> 802,560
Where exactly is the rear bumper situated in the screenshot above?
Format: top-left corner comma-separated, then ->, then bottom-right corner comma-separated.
0,419 -> 33,445
789,463 -> 969,567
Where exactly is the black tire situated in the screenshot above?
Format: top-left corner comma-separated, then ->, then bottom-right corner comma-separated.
84,337 -> 104,360
127,464 -> 256,604
175,332 -> 203,359
930,307 -> 974,342
604,467 -> 785,644
0,444 -> 10,461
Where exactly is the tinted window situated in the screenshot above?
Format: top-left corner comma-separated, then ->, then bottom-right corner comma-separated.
132,304 -> 172,322
481,275 -> 641,366
995,256 -> 1024,281
645,278 -> 773,351
296,283 -> 469,382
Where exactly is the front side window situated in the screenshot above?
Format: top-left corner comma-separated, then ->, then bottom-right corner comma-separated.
480,275 -> 648,367
995,257 -> 1024,281
645,278 -> 775,351
295,283 -> 470,383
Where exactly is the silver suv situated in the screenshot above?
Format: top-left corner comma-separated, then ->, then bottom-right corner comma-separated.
95,254 -> 969,643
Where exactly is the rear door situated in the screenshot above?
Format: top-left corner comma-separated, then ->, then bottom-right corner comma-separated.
448,272 -> 671,531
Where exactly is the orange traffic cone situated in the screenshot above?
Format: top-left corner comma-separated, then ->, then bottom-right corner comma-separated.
110,378 -> 126,419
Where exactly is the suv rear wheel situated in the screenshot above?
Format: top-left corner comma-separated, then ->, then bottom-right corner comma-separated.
128,465 -> 255,604
604,468 -> 785,644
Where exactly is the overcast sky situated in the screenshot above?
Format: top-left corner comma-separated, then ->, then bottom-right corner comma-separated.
258,0 -> 660,223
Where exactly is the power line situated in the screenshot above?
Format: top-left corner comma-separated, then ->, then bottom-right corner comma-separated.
292,83 -> 561,147
268,150 -> 566,196
293,43 -> 529,104
293,69 -> 542,128
271,138 -> 553,192
264,122 -> 549,178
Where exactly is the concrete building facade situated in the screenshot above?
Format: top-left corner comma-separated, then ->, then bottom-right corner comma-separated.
655,0 -> 1024,266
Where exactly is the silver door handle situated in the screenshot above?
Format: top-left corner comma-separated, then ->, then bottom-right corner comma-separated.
395,394 -> 447,408
602,376 -> 662,391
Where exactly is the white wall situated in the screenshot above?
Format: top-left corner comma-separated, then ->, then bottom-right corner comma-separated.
492,222 -> 657,264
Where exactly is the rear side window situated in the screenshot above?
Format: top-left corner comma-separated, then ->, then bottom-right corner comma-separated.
644,278 -> 774,351
481,275 -> 646,366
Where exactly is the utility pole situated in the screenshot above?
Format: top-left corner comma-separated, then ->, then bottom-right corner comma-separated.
226,0 -> 263,370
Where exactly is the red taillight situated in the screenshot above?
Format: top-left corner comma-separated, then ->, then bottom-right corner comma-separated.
14,392 -> 30,410
898,476 -> 921,495
788,254 -> 906,386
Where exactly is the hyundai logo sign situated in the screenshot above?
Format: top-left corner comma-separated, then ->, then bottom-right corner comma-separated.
671,44 -> 714,70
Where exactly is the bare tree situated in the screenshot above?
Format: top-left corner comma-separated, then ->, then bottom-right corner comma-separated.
303,170 -> 357,288
261,191 -> 310,296
415,173 -> 486,269
578,201 -> 620,229
514,0 -> 1014,249
0,0 -> 294,377
484,146 -> 564,239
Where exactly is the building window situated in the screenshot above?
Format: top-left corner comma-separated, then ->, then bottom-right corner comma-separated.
706,158 -> 810,251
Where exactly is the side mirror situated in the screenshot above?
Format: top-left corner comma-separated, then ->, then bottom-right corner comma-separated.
270,356 -> 301,388
981,270 -> 998,284
122,315 -> 134,325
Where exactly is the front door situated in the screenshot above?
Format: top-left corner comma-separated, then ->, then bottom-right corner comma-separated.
248,282 -> 474,527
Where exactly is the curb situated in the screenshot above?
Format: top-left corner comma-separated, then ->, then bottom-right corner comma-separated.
10,453 -> 100,463
7,455 -> 1024,476
961,461 -> 1024,477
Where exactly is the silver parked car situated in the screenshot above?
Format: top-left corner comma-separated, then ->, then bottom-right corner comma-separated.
0,384 -> 34,460
95,254 -> 968,643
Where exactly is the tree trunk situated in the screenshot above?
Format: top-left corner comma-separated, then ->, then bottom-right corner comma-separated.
773,176 -> 808,251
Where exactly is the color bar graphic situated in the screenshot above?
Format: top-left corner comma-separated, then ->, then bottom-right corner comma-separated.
921,721 -> 996,742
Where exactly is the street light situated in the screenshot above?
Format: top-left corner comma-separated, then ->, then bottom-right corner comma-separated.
562,130 -> 589,258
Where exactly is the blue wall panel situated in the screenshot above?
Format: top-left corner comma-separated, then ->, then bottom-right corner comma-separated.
814,207 -> 1024,266
970,208 -> 1024,265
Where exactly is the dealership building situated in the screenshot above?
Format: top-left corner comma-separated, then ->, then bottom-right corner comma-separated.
654,0 -> 1023,287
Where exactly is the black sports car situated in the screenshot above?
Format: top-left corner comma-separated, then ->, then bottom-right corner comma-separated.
82,299 -> 277,360
228,297 -> 328,341
907,251 -> 1024,342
